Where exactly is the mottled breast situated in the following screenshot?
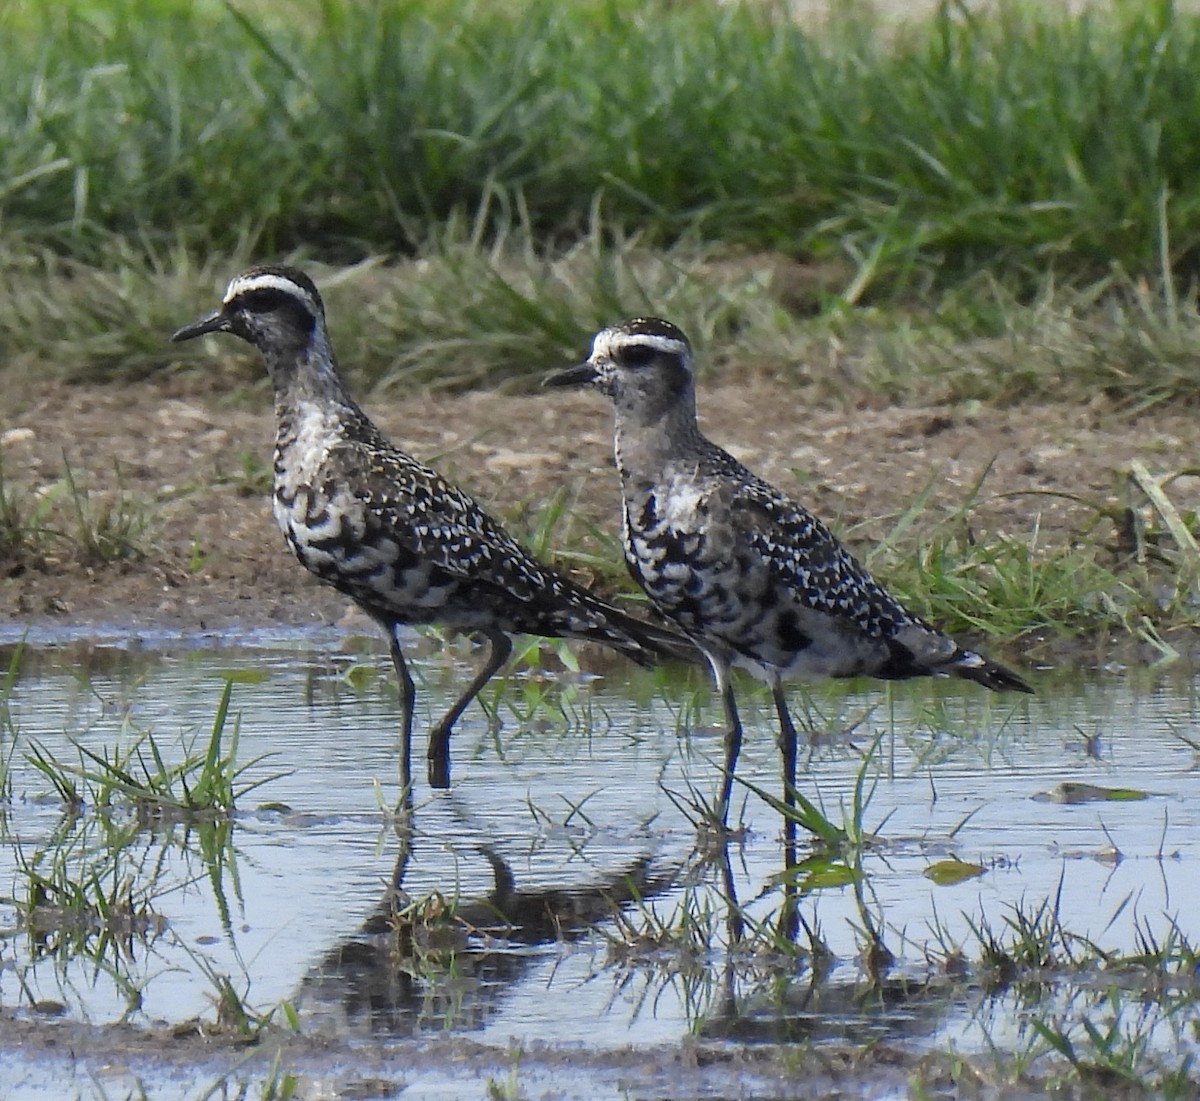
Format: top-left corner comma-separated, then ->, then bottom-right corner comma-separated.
624,467 -> 909,681
624,468 -> 775,642
271,403 -> 438,615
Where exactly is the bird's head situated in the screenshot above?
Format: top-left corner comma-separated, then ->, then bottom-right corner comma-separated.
171,266 -> 326,355
544,318 -> 694,423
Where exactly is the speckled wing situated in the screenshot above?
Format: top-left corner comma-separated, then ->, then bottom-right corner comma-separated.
727,476 -> 918,641
354,444 -> 561,601
726,475 -> 1033,691
342,439 -> 694,662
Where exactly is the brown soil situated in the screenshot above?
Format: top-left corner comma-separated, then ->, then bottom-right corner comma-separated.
0,1006 -> 1019,1100
2,374 -> 1197,648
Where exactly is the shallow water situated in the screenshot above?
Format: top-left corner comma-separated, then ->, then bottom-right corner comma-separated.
0,629 -> 1197,1098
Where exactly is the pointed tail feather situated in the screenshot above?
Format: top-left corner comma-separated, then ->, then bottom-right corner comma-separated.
601,607 -> 701,667
948,649 -> 1034,694
549,587 -> 700,668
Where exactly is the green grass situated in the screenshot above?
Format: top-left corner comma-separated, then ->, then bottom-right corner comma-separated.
598,754 -> 1200,1097
0,453 -> 155,570
518,445 -> 1199,650
603,860 -> 1200,1094
0,457 -> 58,566
0,0 -> 1197,658
840,454 -> 1200,648
1,651 -> 1197,1092
0,676 -> 282,1017
6,228 -> 1200,416
4,0 -> 1200,288
1,0 -> 1199,407
26,678 -> 284,821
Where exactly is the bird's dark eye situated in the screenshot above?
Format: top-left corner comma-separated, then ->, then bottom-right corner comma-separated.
240,288 -> 296,313
232,287 -> 317,333
618,343 -> 656,367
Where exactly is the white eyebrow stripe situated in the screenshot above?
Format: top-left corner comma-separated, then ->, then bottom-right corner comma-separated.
224,272 -> 317,310
592,330 -> 689,360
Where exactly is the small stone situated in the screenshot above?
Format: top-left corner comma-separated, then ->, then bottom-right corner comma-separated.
0,427 -> 34,448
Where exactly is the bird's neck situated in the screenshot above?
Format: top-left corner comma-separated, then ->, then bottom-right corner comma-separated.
267,331 -> 362,421
612,392 -> 705,485
266,334 -> 376,470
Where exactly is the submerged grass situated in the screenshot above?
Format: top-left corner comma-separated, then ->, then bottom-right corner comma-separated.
0,648 -> 1197,1093
597,790 -> 1200,1096
602,853 -> 1200,1095
0,676 -> 283,1020
26,679 -> 284,821
0,809 -> 258,1023
0,643 -> 21,804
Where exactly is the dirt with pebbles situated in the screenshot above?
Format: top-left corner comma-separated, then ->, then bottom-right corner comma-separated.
2,373 -> 1197,658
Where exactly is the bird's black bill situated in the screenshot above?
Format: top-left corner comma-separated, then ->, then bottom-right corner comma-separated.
542,362 -> 598,388
170,310 -> 228,343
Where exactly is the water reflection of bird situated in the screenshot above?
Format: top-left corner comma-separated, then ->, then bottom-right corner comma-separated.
171,268 -> 693,792
546,318 -> 1033,826
295,829 -> 679,1036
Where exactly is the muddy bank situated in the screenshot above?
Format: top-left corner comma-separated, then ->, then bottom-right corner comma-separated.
3,375 -> 1198,660
0,1005 -> 1082,1100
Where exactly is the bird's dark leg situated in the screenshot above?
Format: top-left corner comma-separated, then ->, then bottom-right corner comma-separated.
388,809 -> 415,914
718,835 -> 745,945
772,681 -> 799,819
705,654 -> 742,829
384,625 -> 415,805
771,680 -> 805,942
719,684 -> 743,828
427,629 -> 513,789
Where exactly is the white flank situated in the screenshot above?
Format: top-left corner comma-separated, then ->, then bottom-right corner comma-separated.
661,479 -> 706,525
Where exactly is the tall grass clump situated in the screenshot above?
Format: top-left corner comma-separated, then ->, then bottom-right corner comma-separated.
3,0 -> 1200,291
0,453 -> 153,570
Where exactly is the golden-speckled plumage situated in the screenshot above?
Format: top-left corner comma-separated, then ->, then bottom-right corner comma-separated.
172,268 -> 693,792
546,316 -> 1032,826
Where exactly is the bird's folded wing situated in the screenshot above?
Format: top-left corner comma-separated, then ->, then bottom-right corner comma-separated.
728,480 -> 914,638
348,443 -> 563,600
